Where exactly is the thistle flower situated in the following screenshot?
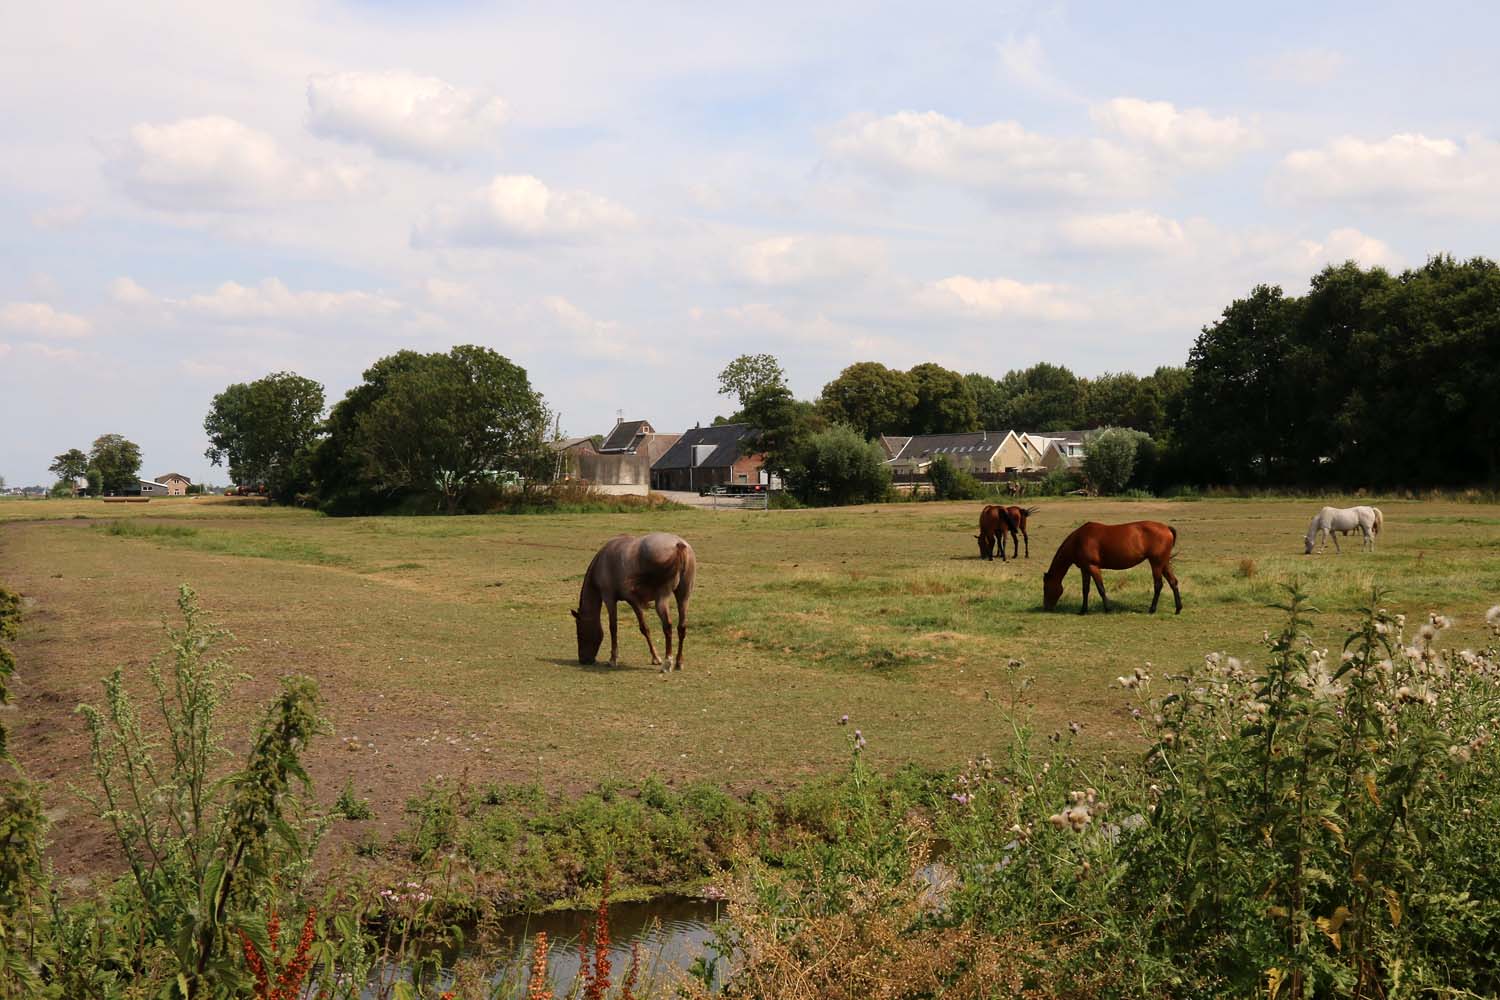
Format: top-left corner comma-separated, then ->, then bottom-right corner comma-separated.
838,714 -> 849,725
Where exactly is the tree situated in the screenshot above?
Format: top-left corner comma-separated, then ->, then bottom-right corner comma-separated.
89,434 -> 142,494
204,372 -> 325,503
908,363 -> 979,434
1084,428 -> 1151,494
717,354 -> 788,407
964,372 -> 1010,430
741,384 -> 825,477
48,449 -> 88,496
995,363 -> 1086,431
786,424 -> 892,506
926,455 -> 982,500
818,362 -> 917,440
337,345 -> 551,513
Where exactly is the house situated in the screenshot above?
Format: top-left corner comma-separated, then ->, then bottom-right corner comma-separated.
137,478 -> 172,497
598,419 -> 657,453
885,430 -> 1044,476
877,435 -> 911,461
153,472 -> 191,495
549,437 -> 597,479
1021,431 -> 1091,471
651,423 -> 767,492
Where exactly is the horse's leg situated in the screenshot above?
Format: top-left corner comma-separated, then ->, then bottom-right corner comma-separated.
1089,566 -> 1110,613
1011,528 -> 1019,560
606,601 -> 620,667
674,593 -> 688,671
1022,524 -> 1029,559
655,598 -> 673,669
1164,565 -> 1182,614
1150,564 -> 1164,614
1332,530 -> 1341,555
1078,566 -> 1091,615
631,601 -> 661,665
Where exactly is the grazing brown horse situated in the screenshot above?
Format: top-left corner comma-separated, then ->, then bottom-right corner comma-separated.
976,505 -> 1018,561
994,505 -> 1039,558
1042,521 -> 1180,615
572,533 -> 696,670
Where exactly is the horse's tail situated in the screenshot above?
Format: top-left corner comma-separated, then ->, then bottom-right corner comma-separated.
1023,506 -> 1040,518
1169,525 -> 1178,561
674,540 -> 689,575
997,506 -> 1017,533
1373,507 -> 1383,536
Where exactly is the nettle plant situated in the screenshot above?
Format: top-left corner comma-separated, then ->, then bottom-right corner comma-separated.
938,588 -> 1500,998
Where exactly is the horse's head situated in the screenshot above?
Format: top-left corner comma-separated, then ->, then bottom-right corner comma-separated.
571,607 -> 603,664
1042,571 -> 1063,611
1303,536 -> 1314,555
975,533 -> 993,560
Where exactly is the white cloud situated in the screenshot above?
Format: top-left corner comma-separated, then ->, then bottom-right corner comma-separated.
0,343 -> 11,362
1293,227 -> 1401,271
412,174 -> 635,247
113,277 -> 402,322
920,275 -> 1089,321
0,301 -> 92,338
823,110 -> 1149,198
734,234 -> 886,286
1060,210 -> 1193,254
306,70 -> 508,162
1274,133 -> 1500,214
21,343 -> 84,363
1266,48 -> 1346,85
106,116 -> 369,211
1090,98 -> 1257,168
997,34 -> 1075,101
178,359 -> 233,379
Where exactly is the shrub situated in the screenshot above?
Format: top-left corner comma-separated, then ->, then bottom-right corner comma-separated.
926,456 -> 983,501
785,425 -> 892,506
1083,427 -> 1153,494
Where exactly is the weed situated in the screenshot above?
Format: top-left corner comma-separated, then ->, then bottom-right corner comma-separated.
335,780 -> 374,820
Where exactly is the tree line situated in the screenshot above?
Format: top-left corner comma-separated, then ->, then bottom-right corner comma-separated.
720,255 -> 1500,498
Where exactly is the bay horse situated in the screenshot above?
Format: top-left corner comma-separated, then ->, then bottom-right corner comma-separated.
1303,505 -> 1382,554
572,533 -> 696,670
976,505 -> 1018,561
995,505 -> 1039,558
1043,521 -> 1180,615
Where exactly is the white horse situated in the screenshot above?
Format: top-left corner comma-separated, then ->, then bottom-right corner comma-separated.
1304,505 -> 1383,554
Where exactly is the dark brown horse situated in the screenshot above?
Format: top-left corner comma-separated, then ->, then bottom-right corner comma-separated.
976,505 -> 1018,561
1042,521 -> 1180,615
572,533 -> 696,670
994,505 -> 1039,558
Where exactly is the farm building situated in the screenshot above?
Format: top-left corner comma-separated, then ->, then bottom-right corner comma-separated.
153,472 -> 191,495
551,419 -> 681,492
651,423 -> 767,492
1022,431 -> 1091,471
136,479 -> 172,496
885,430 -> 1045,476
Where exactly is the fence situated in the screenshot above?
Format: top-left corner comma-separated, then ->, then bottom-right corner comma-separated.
709,490 -> 770,510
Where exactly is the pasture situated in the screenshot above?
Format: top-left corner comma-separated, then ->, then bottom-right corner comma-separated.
3,494 -> 1499,876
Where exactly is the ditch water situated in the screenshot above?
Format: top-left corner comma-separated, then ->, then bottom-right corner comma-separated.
367,895 -> 725,997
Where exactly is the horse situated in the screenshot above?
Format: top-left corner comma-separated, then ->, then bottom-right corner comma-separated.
975,505 -> 1018,561
1303,506 -> 1383,554
994,505 -> 1039,558
1043,521 -> 1180,615
572,533 -> 696,670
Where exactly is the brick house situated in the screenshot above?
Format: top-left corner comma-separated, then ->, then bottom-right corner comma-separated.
153,472 -> 192,495
650,423 -> 767,492
885,430 -> 1046,476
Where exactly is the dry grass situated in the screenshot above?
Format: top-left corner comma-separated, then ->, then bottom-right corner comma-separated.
4,494 -> 1500,878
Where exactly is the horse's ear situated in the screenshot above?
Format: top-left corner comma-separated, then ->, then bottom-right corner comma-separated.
570,609 -> 579,619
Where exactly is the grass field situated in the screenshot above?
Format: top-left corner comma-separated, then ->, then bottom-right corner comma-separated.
4,493 -> 1500,877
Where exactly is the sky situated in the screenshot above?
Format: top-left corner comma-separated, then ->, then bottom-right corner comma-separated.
2,1 -> 1498,486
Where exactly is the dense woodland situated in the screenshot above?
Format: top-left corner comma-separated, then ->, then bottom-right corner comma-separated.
36,256 -> 1500,511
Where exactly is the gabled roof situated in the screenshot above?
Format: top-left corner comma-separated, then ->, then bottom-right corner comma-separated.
599,419 -> 654,453
651,423 -> 756,470
549,436 -> 595,452
878,435 -> 911,460
154,472 -> 191,483
888,431 -> 1005,465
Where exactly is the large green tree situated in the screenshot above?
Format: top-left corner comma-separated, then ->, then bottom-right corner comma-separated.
330,345 -> 551,513
204,372 -> 325,502
717,354 -> 788,407
89,434 -> 142,495
907,363 -> 979,434
964,372 -> 1010,430
786,424 -> 892,506
818,362 -> 917,440
740,384 -> 825,478
995,363 -> 1086,431
48,449 -> 89,496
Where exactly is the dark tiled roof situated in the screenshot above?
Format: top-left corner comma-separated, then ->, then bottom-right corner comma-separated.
600,419 -> 653,452
651,423 -> 755,470
890,431 -> 1005,464
154,472 -> 191,483
548,436 -> 594,452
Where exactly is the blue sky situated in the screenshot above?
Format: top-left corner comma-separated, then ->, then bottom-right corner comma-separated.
2,1 -> 1498,486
